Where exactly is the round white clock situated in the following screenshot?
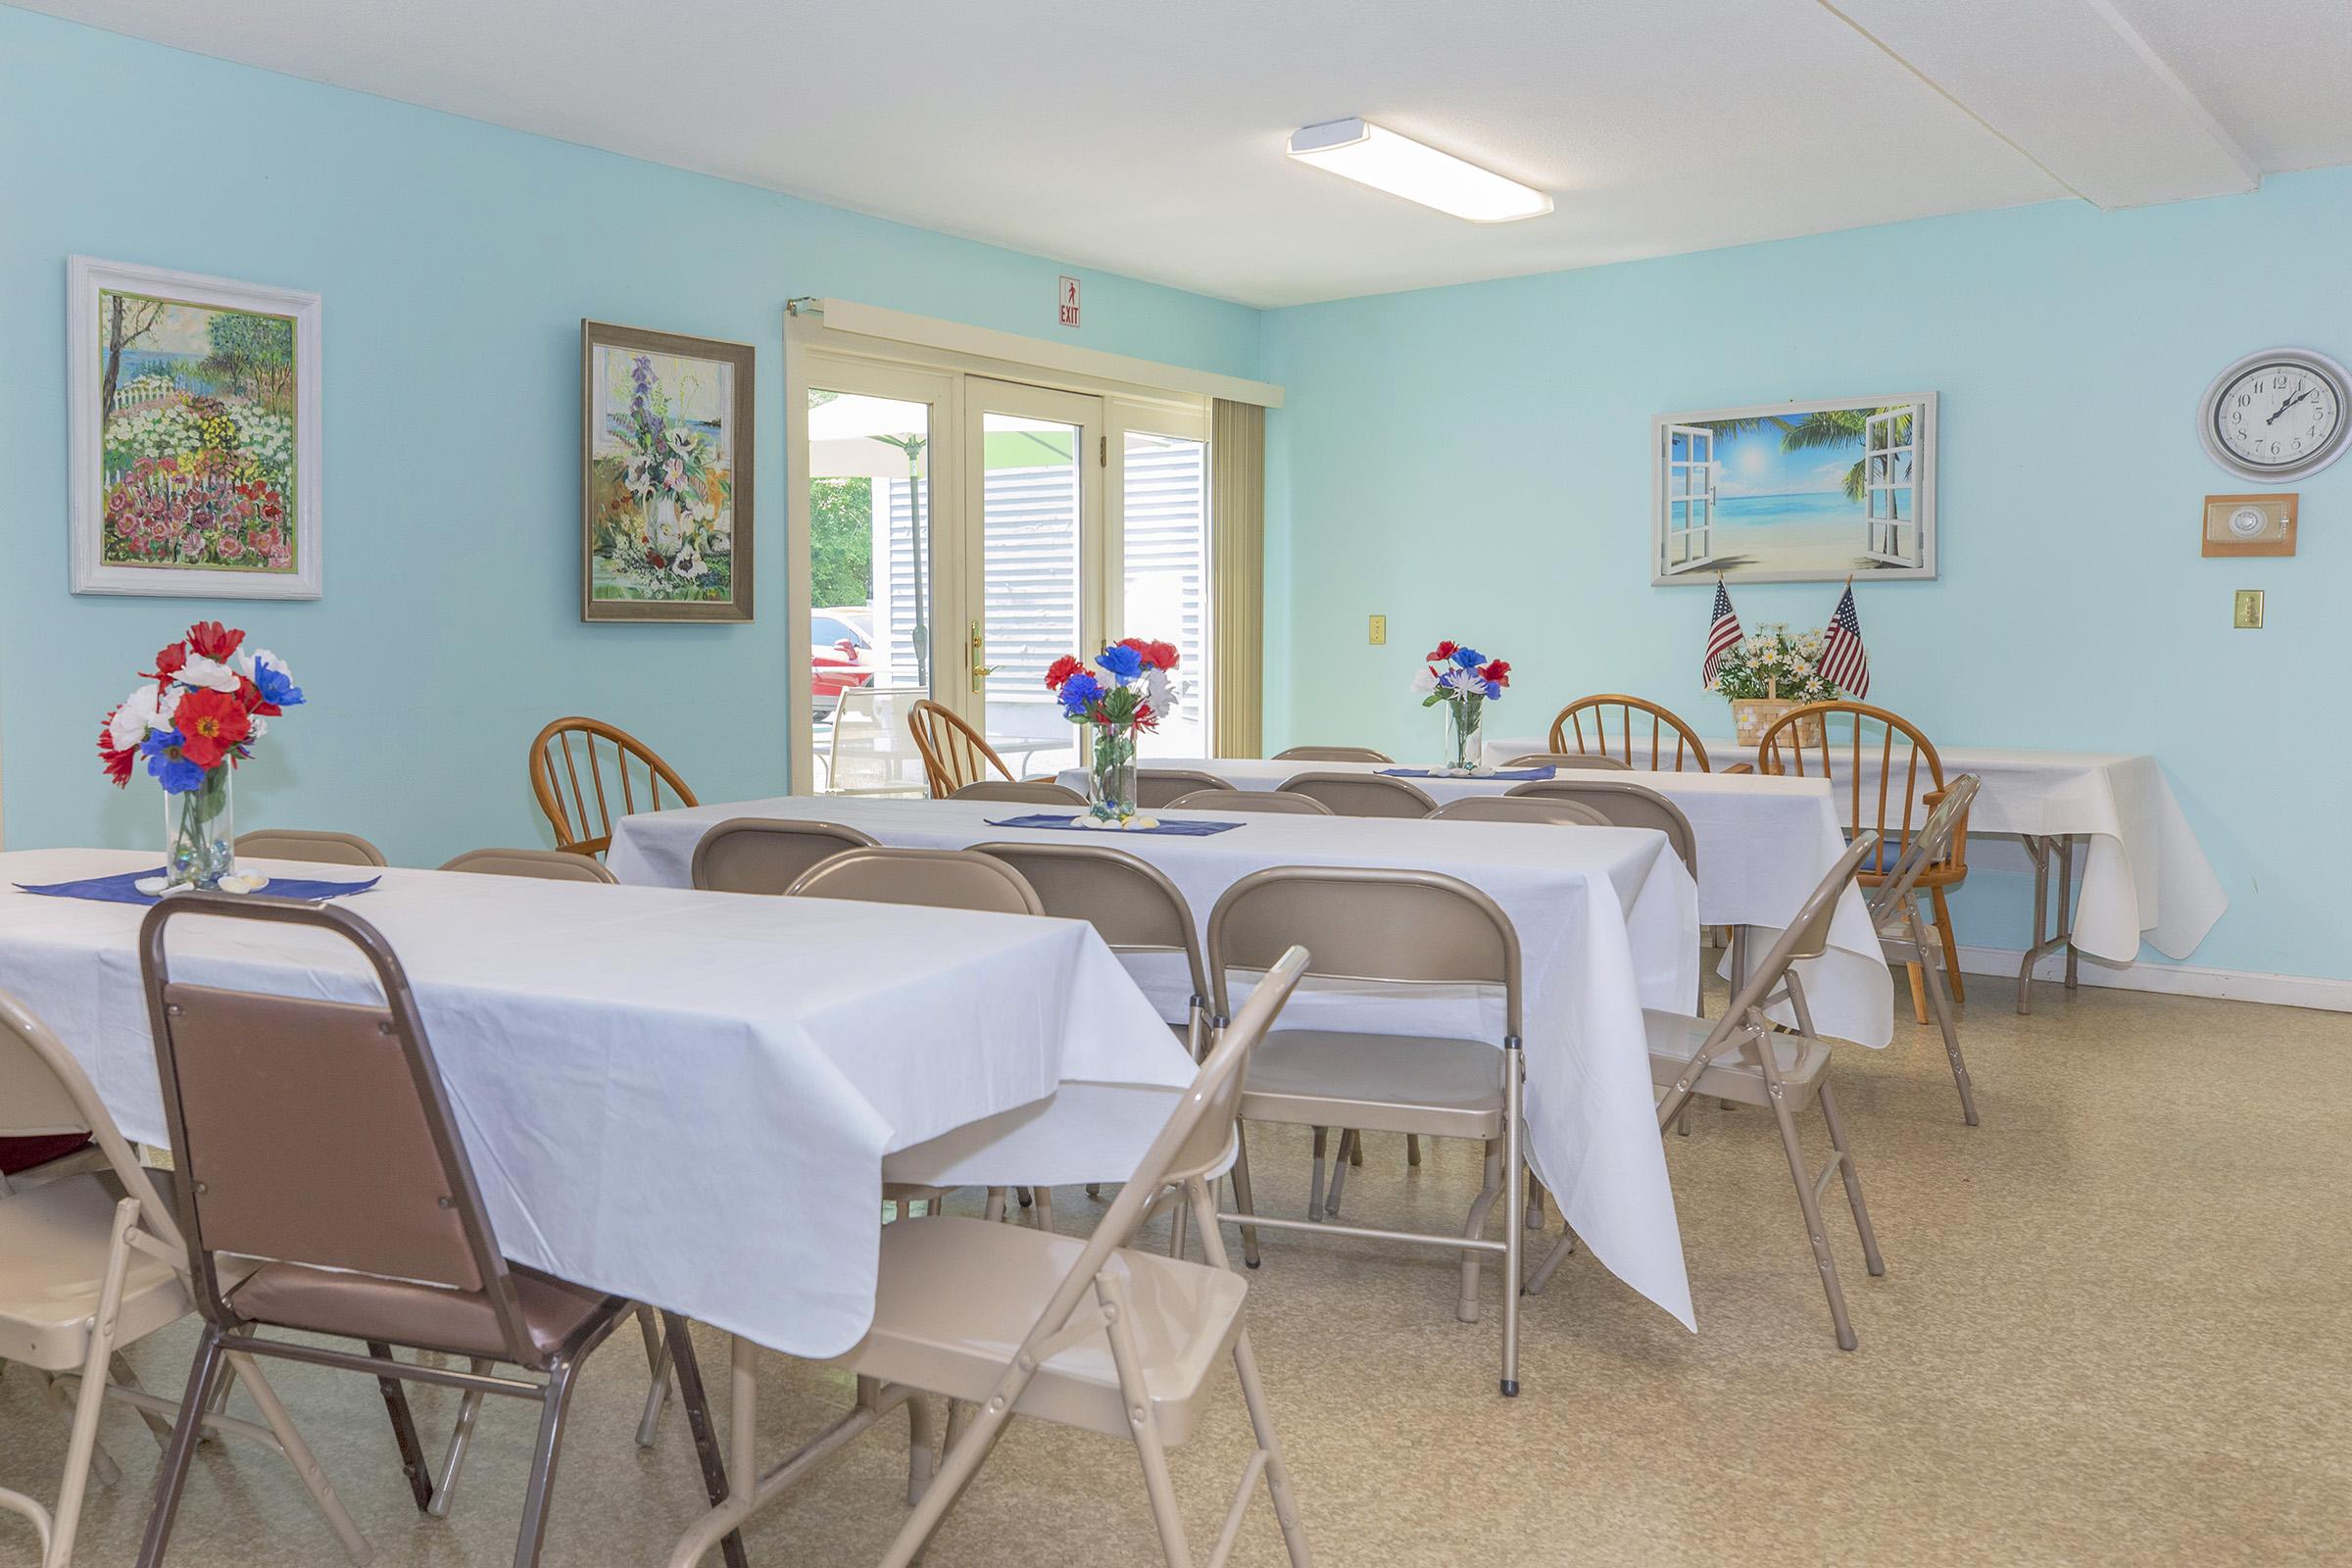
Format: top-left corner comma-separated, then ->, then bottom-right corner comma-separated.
2199,347 -> 2350,482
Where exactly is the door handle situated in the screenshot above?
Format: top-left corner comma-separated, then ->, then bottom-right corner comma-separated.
969,621 -> 999,687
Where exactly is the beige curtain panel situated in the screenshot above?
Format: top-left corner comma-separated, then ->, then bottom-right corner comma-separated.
1210,399 -> 1265,759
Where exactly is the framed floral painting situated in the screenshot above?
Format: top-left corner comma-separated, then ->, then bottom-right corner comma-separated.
581,321 -> 754,621
69,257 -> 323,598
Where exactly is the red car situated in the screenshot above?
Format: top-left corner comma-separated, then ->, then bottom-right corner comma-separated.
811,609 -> 877,719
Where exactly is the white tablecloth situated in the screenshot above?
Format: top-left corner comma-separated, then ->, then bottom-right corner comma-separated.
613,794 -> 1707,1328
1488,736 -> 2228,962
0,850 -> 1190,1360
1074,758 -> 1892,1048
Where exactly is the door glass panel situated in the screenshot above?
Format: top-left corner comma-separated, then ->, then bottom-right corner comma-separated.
1122,429 -> 1211,757
807,389 -> 932,796
978,410 -> 1084,778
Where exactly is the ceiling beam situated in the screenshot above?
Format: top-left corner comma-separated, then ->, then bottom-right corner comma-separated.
1821,0 -> 2259,210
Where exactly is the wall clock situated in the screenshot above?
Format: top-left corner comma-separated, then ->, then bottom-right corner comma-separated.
2199,347 -> 2349,482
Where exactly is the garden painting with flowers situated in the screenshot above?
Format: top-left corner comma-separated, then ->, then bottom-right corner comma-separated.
582,323 -> 754,621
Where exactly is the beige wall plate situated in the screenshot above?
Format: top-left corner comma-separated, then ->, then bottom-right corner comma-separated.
2203,493 -> 2296,557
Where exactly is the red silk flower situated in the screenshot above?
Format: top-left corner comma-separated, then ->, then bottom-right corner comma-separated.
186,620 -> 244,661
1426,641 -> 1458,662
97,715 -> 136,786
1045,655 -> 1085,690
1479,660 -> 1511,687
1146,640 -> 1179,670
173,688 -> 253,768
145,642 -> 189,685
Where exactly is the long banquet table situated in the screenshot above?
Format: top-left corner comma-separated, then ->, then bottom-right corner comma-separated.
616,793 -> 1719,1327
0,849 -> 1191,1360
1487,733 -> 2229,1006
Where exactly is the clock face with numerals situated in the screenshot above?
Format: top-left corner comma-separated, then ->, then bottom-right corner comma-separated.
2200,348 -> 2351,482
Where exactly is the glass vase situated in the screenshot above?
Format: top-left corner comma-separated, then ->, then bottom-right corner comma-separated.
1087,720 -> 1141,823
1440,695 -> 1485,774
163,765 -> 236,891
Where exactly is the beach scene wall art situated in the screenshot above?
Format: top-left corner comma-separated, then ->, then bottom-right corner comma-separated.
1651,392 -> 1936,584
581,321 -> 754,622
68,257 -> 323,598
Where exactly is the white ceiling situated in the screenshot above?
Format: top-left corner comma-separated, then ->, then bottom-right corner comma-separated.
24,0 -> 2352,307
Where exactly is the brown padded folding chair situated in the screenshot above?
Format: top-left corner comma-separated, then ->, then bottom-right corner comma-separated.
1166,789 -> 1332,815
1136,769 -> 1234,808
1209,865 -> 1532,1395
1867,776 -> 1984,1126
440,848 -> 619,883
1275,770 -> 1436,819
949,779 -> 1088,808
691,817 -> 879,895
132,895 -> 739,1568
751,948 -> 1317,1568
1496,752 -> 1633,772
1529,834 -> 1886,1349
0,985 -> 368,1568
1271,745 -> 1391,763
232,829 -> 390,867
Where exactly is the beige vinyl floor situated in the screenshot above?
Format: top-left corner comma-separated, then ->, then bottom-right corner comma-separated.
4,975 -> 2347,1567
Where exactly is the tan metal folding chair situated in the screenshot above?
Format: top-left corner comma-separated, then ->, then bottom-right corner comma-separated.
949,779 -> 1088,808
1275,770 -> 1436,818
691,817 -> 879,894
440,848 -> 618,883
132,896 -> 738,1568
1271,744 -> 1391,763
1867,776 -> 1983,1126
1136,769 -> 1234,808
231,829 -> 388,867
1505,777 -> 1696,873
1496,752 -> 1633,772
1529,835 -> 1886,1348
1209,865 -> 1532,1395
1430,795 -> 1609,827
1167,789 -> 1332,815
0,986 -> 368,1568
692,948 -> 1316,1568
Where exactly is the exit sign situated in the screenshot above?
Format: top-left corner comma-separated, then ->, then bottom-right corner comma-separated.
1058,275 -> 1081,327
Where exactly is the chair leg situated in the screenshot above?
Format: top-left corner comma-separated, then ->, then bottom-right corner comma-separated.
1099,1278 -> 1192,1568
1322,1129 -> 1355,1219
1916,911 -> 1981,1126
367,1341 -> 436,1512
1189,1183 -> 1312,1567
1931,885 -> 1965,1004
426,1360 -> 492,1519
225,1351 -> 371,1565
1525,1174 -> 1546,1231
1032,1185 -> 1054,1233
1348,1133 -> 1364,1167
1457,1138 -> 1503,1324
40,1373 -> 120,1490
1770,1089 -> 1856,1350
983,1188 -> 1006,1223
1167,1190 -> 1190,1260
49,1200 -> 136,1568
134,1324 -> 229,1568
1500,1048 -> 1525,1396
663,1313 -> 750,1568
635,1305 -> 671,1448
1525,1224 -> 1577,1295
1228,1124 -> 1262,1269
511,1361 -> 579,1568
1905,962 -> 1930,1026
110,1352 -> 176,1448
1405,1133 -> 1421,1168
1816,1083 -> 1884,1276
1306,1128 -> 1328,1220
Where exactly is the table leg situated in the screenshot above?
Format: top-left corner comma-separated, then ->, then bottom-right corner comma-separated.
2017,834 -> 2082,1015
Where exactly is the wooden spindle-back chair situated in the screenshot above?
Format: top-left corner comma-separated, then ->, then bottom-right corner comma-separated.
1754,701 -> 1971,1005
527,717 -> 699,858
906,699 -> 1018,799
1548,695 -> 1710,772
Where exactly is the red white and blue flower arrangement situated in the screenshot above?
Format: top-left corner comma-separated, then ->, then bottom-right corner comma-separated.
1411,639 -> 1510,774
98,620 -> 306,893
1045,638 -> 1180,825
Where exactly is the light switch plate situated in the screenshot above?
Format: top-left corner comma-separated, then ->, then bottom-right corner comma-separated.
2233,589 -> 2265,629
1368,613 -> 1387,646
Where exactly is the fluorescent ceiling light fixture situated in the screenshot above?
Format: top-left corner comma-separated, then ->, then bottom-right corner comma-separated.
1287,118 -> 1552,222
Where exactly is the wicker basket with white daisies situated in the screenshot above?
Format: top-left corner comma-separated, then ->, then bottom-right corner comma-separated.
1708,624 -> 1845,746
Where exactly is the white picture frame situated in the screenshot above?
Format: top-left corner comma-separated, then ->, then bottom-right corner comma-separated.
1649,391 -> 1936,585
69,256 -> 323,599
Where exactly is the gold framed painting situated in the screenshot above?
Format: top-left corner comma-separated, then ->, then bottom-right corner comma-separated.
581,320 -> 754,621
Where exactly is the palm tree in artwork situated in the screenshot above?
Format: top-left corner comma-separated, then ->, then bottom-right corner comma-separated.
1709,407 -> 1912,500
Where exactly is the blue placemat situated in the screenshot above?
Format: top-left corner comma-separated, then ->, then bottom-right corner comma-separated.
984,814 -> 1245,837
14,868 -> 383,906
1379,765 -> 1556,781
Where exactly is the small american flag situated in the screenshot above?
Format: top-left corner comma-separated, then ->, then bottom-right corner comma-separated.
1701,577 -> 1742,685
1816,583 -> 1871,700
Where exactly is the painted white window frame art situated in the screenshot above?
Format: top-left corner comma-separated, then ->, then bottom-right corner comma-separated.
1648,391 -> 1936,585
69,255 -> 323,599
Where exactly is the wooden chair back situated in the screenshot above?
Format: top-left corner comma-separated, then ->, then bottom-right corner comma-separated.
527,717 -> 698,858
1548,696 -> 1710,772
1754,702 -> 1968,880
906,699 -> 1017,799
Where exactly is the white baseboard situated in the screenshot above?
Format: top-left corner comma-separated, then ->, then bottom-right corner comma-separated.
1949,944 -> 2352,1013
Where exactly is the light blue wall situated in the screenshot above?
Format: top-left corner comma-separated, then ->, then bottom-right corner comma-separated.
1263,170 -> 2352,981
0,7 -> 1261,864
